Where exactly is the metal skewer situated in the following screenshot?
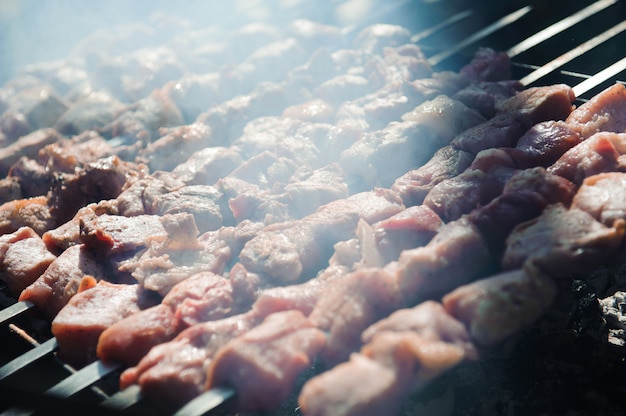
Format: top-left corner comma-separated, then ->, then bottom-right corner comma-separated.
573,56 -> 626,97
507,0 -> 620,57
0,301 -> 34,325
0,338 -> 58,381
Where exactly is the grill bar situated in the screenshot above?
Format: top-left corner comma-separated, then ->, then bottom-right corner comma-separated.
519,20 -> 626,86
573,56 -> 626,96
0,301 -> 33,325
0,338 -> 58,381
506,0 -> 619,57
428,5 -> 533,66
45,360 -> 123,399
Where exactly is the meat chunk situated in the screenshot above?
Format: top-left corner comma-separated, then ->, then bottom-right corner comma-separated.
0,196 -> 55,236
19,244 -> 108,319
79,213 -> 168,255
548,132 -> 626,185
450,113 -> 526,154
151,185 -> 223,233
0,128 -> 62,177
401,95 -> 486,145
205,310 -> 326,411
502,204 -> 625,277
130,215 -> 231,295
396,216 -> 492,303
572,172 -> 626,226
496,84 -> 575,127
0,227 -> 56,294
310,267 -> 405,364
51,280 -> 159,367
391,145 -> 474,206
98,304 -> 180,367
373,205 -> 443,263
171,146 -> 242,186
443,261 -> 556,346
566,83 -> 626,138
506,120 -> 582,168
300,302 -> 476,416
119,311 -> 260,408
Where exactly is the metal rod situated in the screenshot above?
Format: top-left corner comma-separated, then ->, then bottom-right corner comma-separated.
573,56 -> 626,97
45,359 -> 124,398
507,0 -> 620,57
100,384 -> 143,411
0,338 -> 58,381
428,5 -> 533,66
0,301 -> 34,325
172,387 -> 235,416
410,9 -> 474,44
519,20 -> 626,86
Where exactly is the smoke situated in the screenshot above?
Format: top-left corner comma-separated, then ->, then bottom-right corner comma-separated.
0,0 -> 447,86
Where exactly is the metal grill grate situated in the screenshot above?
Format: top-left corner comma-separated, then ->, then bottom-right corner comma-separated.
1,0 -> 625,414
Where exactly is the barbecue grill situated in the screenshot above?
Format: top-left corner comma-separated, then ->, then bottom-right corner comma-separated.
1,0 -> 625,414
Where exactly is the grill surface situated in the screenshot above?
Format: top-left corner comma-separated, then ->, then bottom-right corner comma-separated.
0,0 -> 625,414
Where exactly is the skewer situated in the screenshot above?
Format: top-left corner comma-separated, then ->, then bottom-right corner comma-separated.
519,20 -> 626,86
410,9 -> 474,44
99,384 -> 143,411
573,56 -> 626,97
0,301 -> 34,325
506,0 -> 620,57
45,359 -> 124,398
428,5 -> 533,66
0,338 -> 58,381
172,387 -> 235,416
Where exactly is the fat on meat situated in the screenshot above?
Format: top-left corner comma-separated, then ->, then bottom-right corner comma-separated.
548,132 -> 626,185
205,310 -> 326,412
566,83 -> 626,138
572,172 -> 626,227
